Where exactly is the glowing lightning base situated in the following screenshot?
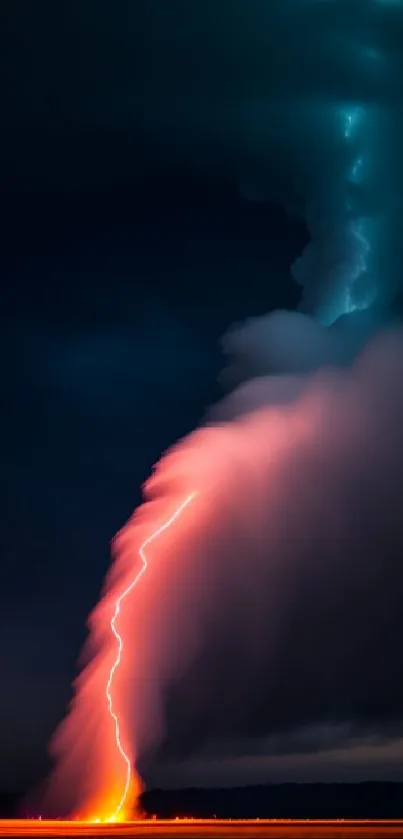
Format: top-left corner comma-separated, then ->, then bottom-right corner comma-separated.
92,491 -> 197,824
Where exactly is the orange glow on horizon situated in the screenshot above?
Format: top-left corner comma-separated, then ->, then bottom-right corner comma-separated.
88,491 -> 197,824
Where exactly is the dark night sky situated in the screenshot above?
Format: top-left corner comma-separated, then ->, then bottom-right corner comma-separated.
1,0 -> 403,797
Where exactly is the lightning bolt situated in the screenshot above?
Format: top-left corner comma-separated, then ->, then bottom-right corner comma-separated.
103,490 -> 197,824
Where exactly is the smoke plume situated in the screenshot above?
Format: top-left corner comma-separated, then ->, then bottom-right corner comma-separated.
39,308 -> 403,815
37,0 -> 403,819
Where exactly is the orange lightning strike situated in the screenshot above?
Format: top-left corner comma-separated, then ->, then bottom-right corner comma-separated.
102,490 -> 197,824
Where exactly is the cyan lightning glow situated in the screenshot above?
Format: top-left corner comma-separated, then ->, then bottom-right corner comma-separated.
339,106 -> 374,318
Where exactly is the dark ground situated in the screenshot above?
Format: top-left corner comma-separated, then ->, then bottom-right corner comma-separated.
140,784 -> 403,820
